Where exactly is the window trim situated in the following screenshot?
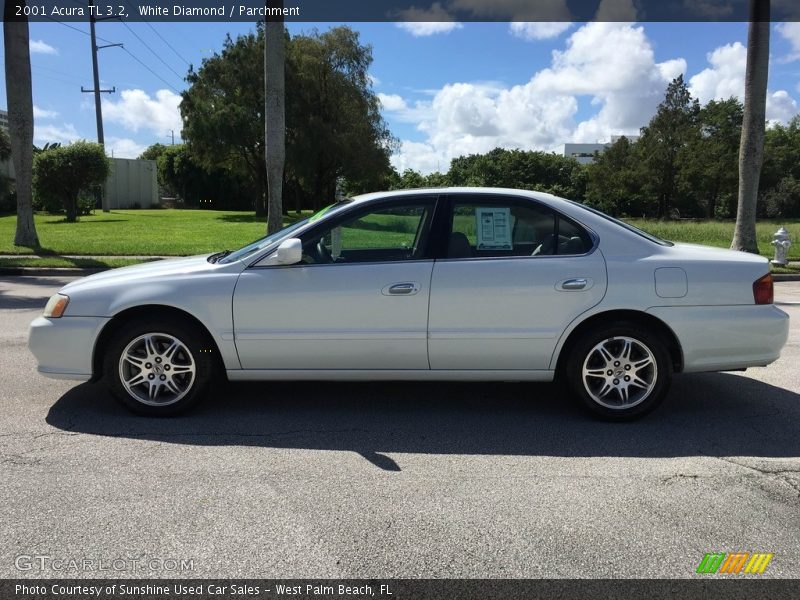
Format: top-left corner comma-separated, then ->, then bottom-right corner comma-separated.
439,193 -> 598,262
248,194 -> 442,269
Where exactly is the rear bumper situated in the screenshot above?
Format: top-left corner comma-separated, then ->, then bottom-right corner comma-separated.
28,315 -> 110,381
647,304 -> 789,373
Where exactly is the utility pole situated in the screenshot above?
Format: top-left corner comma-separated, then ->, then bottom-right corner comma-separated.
81,0 -> 121,211
168,130 -> 175,145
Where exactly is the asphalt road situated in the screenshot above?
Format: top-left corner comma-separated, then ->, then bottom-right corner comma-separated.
1,275 -> 799,579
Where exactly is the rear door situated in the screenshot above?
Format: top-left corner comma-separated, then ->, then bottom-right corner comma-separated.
427,194 -> 607,371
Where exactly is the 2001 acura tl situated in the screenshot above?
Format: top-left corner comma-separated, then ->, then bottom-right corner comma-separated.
29,188 -> 789,419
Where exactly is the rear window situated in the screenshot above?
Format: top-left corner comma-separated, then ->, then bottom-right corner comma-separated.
567,201 -> 673,246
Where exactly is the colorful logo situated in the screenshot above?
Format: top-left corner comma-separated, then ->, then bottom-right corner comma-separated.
696,552 -> 774,574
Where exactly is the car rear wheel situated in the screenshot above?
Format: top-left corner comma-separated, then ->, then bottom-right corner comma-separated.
104,318 -> 215,416
565,323 -> 672,420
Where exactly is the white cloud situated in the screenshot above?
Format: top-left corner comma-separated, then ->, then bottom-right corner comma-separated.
33,106 -> 58,119
396,21 -> 462,37
688,42 -> 747,103
767,90 -> 799,125
396,2 -> 462,37
509,22 -> 572,41
689,41 -> 799,124
378,93 -> 408,112
106,137 -> 147,159
392,140 -> 446,174
776,22 -> 800,61
102,89 -> 182,135
390,23 -> 682,174
368,74 -> 381,87
34,123 -> 81,146
30,39 -> 57,55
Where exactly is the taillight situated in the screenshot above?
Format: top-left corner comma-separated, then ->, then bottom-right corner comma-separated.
753,273 -> 773,305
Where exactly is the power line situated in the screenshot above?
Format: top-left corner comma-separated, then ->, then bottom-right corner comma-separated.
118,19 -> 186,83
144,22 -> 191,67
120,46 -> 180,93
116,0 -> 190,69
42,17 -> 181,93
42,15 -> 115,45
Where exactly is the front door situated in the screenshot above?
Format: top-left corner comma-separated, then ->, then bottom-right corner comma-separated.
233,197 -> 438,370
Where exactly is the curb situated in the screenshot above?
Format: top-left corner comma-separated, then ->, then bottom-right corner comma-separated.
0,267 -> 109,277
772,274 -> 800,282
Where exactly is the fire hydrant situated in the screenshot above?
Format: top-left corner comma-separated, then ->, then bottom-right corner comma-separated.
771,227 -> 792,266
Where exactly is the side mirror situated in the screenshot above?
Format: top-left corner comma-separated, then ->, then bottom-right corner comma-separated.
275,238 -> 303,265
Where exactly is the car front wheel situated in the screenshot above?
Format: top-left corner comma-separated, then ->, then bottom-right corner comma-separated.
104,318 -> 214,416
565,323 -> 672,420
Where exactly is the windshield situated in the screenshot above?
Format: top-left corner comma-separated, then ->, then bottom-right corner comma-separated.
218,200 -> 353,264
567,201 -> 673,246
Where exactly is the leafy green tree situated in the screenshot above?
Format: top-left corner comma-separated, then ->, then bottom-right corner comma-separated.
181,25 -> 394,215
761,115 -> 800,210
138,143 -> 169,162
287,27 -> 394,210
4,5 -> 39,245
447,148 -> 584,199
33,142 -> 110,222
585,136 -> 651,217
637,75 -> 701,218
181,30 -> 265,213
680,98 -> 743,218
156,143 -> 254,210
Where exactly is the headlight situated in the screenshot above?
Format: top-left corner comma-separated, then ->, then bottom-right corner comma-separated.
43,293 -> 70,318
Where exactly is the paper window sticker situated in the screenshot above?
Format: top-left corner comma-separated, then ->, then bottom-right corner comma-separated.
475,207 -> 512,250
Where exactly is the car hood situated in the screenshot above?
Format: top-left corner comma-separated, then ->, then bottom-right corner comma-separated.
667,242 -> 769,265
61,254 -> 242,293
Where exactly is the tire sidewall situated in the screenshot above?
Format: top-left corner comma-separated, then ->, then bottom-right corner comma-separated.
103,317 -> 214,416
565,323 -> 672,421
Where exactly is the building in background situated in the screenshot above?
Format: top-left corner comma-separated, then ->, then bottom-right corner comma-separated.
563,135 -> 640,165
0,109 -> 8,132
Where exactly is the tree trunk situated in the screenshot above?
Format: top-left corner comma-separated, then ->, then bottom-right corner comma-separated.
4,4 -> 39,247
731,0 -> 770,253
264,1 -> 285,234
64,195 -> 78,223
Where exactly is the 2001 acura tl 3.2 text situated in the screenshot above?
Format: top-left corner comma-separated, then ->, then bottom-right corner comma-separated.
29,188 -> 789,419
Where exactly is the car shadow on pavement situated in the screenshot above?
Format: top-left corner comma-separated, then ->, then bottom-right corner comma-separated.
46,373 -> 800,470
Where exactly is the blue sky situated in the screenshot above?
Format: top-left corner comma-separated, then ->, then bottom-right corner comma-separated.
2,20 -> 800,173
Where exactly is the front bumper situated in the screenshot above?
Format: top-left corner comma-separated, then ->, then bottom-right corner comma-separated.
28,315 -> 110,381
647,304 -> 790,373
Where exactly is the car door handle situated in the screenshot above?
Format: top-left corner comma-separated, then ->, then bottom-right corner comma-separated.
383,282 -> 420,296
558,278 -> 589,291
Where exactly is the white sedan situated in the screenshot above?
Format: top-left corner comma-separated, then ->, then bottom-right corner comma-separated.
29,188 -> 789,419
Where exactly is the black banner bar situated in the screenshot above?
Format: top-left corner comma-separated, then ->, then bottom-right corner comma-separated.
2,0 -> 798,23
3,580 -> 800,600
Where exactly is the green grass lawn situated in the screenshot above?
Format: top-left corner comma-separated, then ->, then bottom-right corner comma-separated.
626,219 -> 800,259
1,209 -> 800,264
0,209 -> 311,256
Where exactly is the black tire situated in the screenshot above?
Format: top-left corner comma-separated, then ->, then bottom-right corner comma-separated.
564,322 -> 672,421
103,316 -> 216,416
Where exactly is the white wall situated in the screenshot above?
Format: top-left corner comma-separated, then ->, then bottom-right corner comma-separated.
106,158 -> 158,209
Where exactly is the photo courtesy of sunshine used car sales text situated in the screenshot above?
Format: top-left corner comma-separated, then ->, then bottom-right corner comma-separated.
2,0 -> 800,599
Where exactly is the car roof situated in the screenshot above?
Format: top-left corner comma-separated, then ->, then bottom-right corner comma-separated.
353,187 -> 554,201
350,187 -> 575,210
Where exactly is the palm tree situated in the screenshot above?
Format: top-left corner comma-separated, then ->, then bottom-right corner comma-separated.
3,2 -> 39,247
264,1 -> 286,234
731,0 -> 770,254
